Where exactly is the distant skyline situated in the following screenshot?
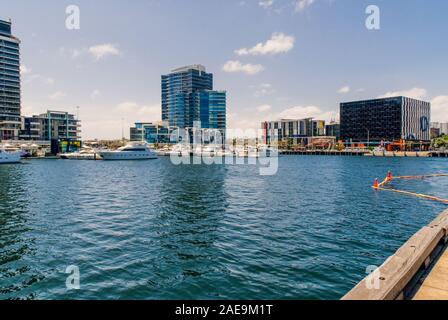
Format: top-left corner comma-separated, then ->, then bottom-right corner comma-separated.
2,0 -> 447,139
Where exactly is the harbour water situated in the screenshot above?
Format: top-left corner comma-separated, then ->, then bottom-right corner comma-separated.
0,156 -> 447,300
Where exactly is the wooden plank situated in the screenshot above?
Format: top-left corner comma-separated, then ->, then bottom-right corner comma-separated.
413,285 -> 448,300
413,247 -> 448,300
342,209 -> 448,300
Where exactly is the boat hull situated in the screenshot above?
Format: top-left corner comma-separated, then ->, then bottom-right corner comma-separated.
0,152 -> 21,164
99,151 -> 158,160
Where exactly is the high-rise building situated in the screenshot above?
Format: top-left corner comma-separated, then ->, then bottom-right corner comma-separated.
161,65 -> 226,137
198,90 -> 226,131
0,19 -> 21,140
340,96 -> 431,143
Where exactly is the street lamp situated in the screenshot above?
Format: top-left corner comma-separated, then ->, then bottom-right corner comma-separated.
366,128 -> 370,149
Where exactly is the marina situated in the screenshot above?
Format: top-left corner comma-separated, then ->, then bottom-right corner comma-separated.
1,156 -> 447,299
0,1 -> 447,305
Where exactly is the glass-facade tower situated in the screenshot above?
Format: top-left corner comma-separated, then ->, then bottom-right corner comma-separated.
161,65 -> 226,134
0,19 -> 21,140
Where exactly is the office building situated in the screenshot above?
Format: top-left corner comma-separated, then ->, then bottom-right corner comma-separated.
19,110 -> 81,153
0,19 -> 21,140
198,90 -> 226,137
261,118 -> 327,146
340,97 -> 431,143
161,65 -> 226,140
130,121 -> 174,144
325,122 -> 341,140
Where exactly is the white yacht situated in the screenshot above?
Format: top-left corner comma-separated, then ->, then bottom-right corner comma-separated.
0,146 -> 21,164
59,147 -> 102,160
99,143 -> 158,160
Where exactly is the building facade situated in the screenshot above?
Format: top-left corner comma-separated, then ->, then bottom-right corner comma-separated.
130,121 -> 173,144
161,65 -> 226,139
19,110 -> 81,140
198,90 -> 226,132
325,122 -> 341,140
340,96 -> 431,143
261,118 -> 327,146
431,122 -> 448,136
0,19 -> 21,140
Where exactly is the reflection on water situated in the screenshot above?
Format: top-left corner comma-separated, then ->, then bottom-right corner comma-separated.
0,165 -> 39,299
0,157 -> 447,299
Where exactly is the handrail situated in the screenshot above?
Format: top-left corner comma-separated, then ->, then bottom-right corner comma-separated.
342,209 -> 448,300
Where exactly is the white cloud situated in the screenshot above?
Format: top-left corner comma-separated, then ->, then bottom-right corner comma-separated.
58,47 -> 86,59
431,96 -> 448,122
45,78 -> 55,85
227,105 -> 338,135
378,87 -> 428,100
338,86 -> 350,94
71,49 -> 84,59
259,0 -> 274,9
116,102 -> 161,120
294,0 -> 316,12
222,60 -> 264,75
235,32 -> 295,56
20,65 -> 32,75
90,89 -> 101,99
116,102 -> 140,113
252,83 -> 275,97
20,65 -> 55,86
277,105 -> 336,122
48,91 -> 66,100
257,104 -> 272,112
88,44 -> 120,60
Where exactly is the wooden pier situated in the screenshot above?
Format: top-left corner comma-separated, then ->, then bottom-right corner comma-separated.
279,150 -> 448,158
430,151 -> 448,158
342,209 -> 448,300
280,150 -> 368,156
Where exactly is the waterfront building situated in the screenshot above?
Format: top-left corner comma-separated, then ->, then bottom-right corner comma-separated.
431,122 -> 448,136
312,120 -> 326,136
19,110 -> 81,153
325,122 -> 341,140
261,118 -> 326,146
340,97 -> 431,143
0,19 -> 21,140
161,65 -> 226,143
130,121 -> 174,144
198,90 -> 226,140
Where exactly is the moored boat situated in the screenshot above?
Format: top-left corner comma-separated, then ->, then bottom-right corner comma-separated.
0,145 -> 21,164
99,143 -> 157,160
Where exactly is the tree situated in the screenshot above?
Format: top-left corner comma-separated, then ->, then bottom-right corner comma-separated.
433,135 -> 448,149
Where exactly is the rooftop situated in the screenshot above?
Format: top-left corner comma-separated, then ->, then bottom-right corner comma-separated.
170,64 -> 206,74
341,96 -> 430,105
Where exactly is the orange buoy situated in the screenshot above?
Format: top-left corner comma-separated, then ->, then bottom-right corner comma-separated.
373,178 -> 379,189
387,171 -> 393,181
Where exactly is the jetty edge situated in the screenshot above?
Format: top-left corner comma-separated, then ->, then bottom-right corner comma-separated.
342,208 -> 448,300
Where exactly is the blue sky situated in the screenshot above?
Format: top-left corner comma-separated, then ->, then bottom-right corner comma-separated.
2,0 -> 447,139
